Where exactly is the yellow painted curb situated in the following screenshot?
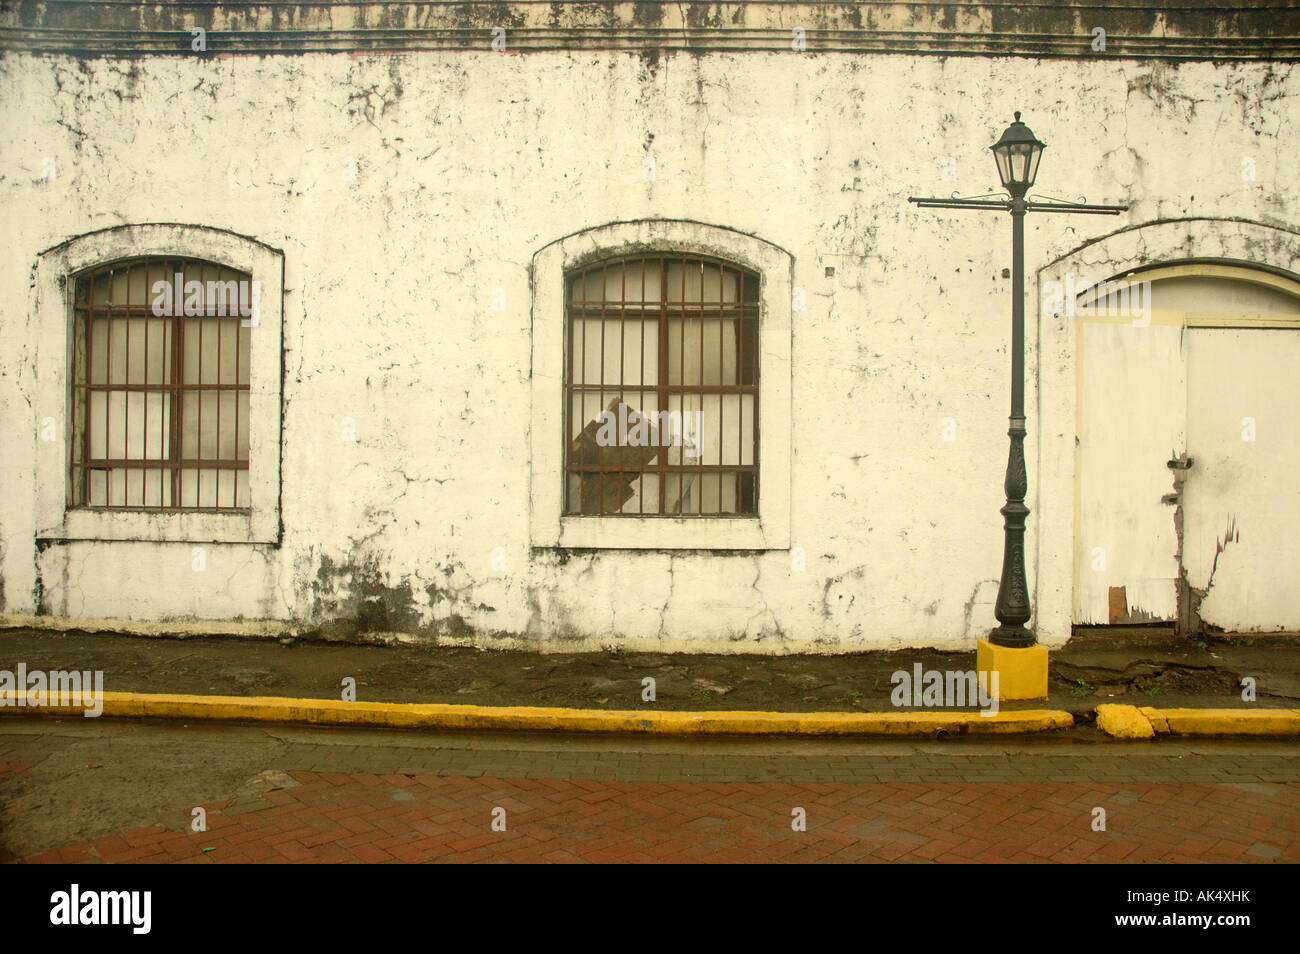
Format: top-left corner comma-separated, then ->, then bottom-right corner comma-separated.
0,691 -> 1073,736
1095,704 -> 1300,738
1149,707 -> 1300,736
1139,706 -> 1170,734
1094,704 -> 1156,739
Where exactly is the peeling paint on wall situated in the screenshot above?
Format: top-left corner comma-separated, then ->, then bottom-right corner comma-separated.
1,31 -> 1298,650
1185,515 -> 1241,634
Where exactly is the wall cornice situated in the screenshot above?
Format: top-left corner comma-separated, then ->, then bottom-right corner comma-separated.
1,2 -> 1297,60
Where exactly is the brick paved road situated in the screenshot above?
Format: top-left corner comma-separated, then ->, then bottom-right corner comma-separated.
2,720 -> 1298,863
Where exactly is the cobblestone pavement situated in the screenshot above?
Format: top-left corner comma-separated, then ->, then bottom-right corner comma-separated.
2,719 -> 1298,863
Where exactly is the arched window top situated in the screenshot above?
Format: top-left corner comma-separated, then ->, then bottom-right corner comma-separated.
1136,264 -> 1300,316
1071,261 -> 1300,321
40,223 -> 281,273
567,254 -> 761,309
73,256 -> 252,313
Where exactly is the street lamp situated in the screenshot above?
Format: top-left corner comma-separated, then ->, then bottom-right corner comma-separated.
990,112 -> 1045,197
908,113 -> 1128,667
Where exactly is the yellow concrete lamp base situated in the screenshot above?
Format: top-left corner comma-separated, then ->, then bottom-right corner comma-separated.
977,639 -> 1049,702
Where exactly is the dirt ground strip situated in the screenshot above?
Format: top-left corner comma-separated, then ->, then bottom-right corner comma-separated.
1,625 -> 1296,715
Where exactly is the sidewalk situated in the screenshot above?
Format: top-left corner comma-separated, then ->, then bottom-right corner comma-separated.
5,720 -> 1299,863
24,772 -> 1300,864
1,624 -> 1297,722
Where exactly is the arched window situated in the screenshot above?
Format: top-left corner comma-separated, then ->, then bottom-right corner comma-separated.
71,258 -> 253,510
564,255 -> 759,516
34,223 -> 283,544
530,219 -> 791,550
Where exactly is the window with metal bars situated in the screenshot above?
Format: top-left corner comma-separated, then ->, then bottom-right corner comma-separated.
70,258 -> 252,510
565,255 -> 760,516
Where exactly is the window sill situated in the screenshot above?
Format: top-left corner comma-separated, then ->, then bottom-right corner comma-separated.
42,508 -> 277,545
551,515 -> 784,550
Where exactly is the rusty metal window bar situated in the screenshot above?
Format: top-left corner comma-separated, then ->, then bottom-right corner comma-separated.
70,258 -> 252,510
565,255 -> 760,516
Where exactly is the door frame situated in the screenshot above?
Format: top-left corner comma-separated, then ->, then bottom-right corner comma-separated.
1033,218 -> 1300,646
1072,263 -> 1300,634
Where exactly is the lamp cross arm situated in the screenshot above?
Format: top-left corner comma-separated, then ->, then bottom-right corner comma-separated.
1025,199 -> 1129,216
907,196 -> 1013,211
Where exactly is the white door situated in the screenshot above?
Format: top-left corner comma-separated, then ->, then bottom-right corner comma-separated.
1183,328 -> 1300,631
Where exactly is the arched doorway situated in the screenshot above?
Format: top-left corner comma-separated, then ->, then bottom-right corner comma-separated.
1072,263 -> 1300,634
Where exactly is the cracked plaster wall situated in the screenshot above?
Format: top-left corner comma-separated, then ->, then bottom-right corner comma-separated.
0,50 -> 1295,651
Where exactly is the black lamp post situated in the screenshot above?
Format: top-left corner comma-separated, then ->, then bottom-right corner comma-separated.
909,112 -> 1128,649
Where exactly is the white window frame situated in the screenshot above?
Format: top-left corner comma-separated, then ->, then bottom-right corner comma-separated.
34,224 -> 284,544
530,220 -> 792,550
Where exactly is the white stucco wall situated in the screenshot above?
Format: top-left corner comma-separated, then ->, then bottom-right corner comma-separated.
1,47 -> 1297,650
